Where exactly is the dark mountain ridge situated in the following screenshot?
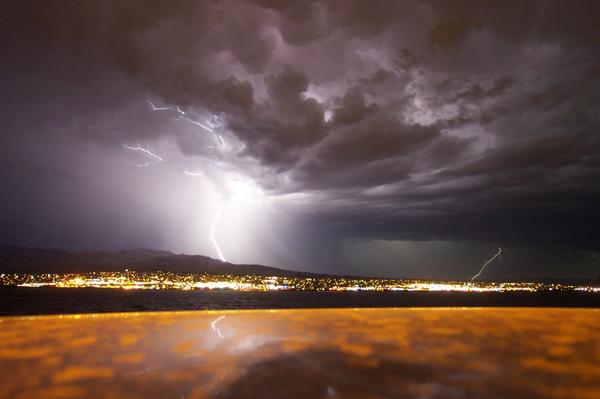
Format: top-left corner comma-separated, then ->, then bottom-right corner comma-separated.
0,245 -> 311,277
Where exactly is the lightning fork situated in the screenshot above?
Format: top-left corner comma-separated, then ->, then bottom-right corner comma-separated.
210,202 -> 227,262
146,96 -> 225,144
471,247 -> 502,281
122,144 -> 163,163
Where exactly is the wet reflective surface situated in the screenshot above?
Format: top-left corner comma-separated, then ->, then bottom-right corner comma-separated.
1,308 -> 599,398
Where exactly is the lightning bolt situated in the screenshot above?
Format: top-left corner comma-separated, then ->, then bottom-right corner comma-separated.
183,170 -> 203,177
210,202 -> 227,262
146,97 -> 225,145
184,170 -> 228,262
471,247 -> 502,281
122,144 -> 163,163
148,94 -> 232,263
146,100 -> 170,111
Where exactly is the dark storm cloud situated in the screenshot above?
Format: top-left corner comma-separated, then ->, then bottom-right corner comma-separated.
1,0 -> 600,276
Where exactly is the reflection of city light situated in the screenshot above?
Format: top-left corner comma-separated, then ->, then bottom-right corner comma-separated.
195,281 -> 251,290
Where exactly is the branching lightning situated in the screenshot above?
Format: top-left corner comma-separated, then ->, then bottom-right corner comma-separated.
122,144 -> 163,176
210,202 -> 227,262
122,144 -> 163,163
146,97 -> 225,145
471,247 -> 502,281
148,94 -> 232,263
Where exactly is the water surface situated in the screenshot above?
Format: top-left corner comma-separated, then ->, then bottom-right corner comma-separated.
1,286 -> 599,315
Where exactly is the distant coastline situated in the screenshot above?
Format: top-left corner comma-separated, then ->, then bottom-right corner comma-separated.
2,245 -> 599,286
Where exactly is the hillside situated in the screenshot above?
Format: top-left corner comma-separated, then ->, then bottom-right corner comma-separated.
0,246 -> 308,277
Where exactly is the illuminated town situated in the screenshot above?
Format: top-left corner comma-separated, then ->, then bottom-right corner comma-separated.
1,270 -> 598,293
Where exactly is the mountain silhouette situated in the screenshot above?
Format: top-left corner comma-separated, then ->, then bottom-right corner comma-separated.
0,245 -> 311,277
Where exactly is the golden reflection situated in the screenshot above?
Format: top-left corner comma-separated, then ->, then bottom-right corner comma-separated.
0,308 -> 599,398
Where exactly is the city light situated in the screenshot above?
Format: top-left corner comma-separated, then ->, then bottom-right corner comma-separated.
1,271 -> 598,293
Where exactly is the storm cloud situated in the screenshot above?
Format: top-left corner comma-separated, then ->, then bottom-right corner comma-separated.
1,0 -> 599,278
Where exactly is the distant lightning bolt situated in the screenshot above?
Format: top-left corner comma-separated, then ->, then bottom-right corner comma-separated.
184,171 -> 228,261
210,202 -> 227,262
471,247 -> 502,281
122,144 -> 163,162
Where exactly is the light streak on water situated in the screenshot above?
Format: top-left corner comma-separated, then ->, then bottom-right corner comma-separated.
211,315 -> 226,339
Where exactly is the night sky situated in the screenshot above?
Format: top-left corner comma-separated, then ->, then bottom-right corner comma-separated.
1,1 -> 599,279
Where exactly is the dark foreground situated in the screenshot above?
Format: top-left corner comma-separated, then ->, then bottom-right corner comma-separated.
1,286 -> 599,315
1,308 -> 599,398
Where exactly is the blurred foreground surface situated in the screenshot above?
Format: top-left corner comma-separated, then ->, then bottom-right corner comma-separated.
1,308 -> 599,398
